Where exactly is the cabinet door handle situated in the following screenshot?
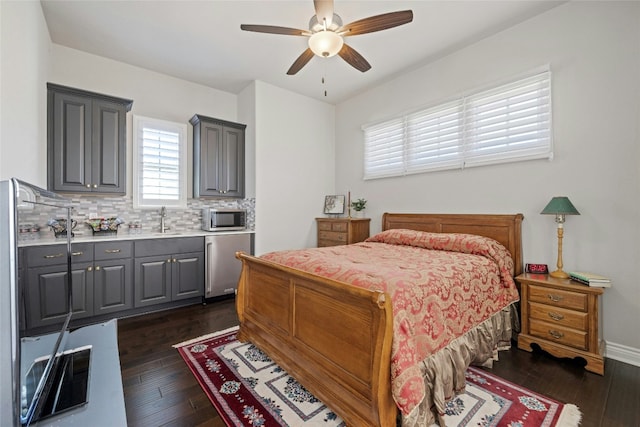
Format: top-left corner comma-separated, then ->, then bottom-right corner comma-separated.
86,184 -> 91,188
548,330 -> 564,340
547,294 -> 563,302
95,266 -> 101,271
72,251 -> 84,256
172,258 -> 177,263
87,266 -> 93,272
548,312 -> 564,321
93,184 -> 98,188
167,258 -> 172,263
44,253 -> 64,259
105,249 -> 121,253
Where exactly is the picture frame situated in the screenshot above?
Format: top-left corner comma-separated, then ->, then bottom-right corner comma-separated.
323,195 -> 345,215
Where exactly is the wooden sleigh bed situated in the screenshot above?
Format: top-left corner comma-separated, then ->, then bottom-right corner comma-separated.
235,213 -> 523,426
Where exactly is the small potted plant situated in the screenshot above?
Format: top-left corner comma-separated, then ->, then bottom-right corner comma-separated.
351,198 -> 367,218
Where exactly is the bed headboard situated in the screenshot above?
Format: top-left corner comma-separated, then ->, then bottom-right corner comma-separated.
382,213 -> 524,276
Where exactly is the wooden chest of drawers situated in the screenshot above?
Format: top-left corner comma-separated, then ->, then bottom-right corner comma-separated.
516,273 -> 605,374
316,217 -> 370,247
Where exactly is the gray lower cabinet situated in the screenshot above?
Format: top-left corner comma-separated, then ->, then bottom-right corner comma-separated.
171,252 -> 205,300
134,237 -> 204,308
26,261 -> 94,329
22,238 -> 203,332
93,258 -> 133,315
23,241 -> 133,330
134,255 -> 172,307
24,243 -> 94,330
93,241 -> 134,315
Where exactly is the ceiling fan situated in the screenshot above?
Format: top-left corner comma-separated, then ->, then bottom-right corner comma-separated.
240,0 -> 413,75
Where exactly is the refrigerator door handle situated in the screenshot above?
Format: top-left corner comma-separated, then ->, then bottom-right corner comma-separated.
206,241 -> 213,295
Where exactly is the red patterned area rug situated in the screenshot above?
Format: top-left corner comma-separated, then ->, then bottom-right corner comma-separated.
174,327 -> 581,427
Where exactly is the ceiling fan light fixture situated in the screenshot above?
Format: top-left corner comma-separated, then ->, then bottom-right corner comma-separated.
308,31 -> 343,58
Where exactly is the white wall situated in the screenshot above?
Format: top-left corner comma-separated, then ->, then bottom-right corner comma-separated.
335,1 -> 640,359
253,80 -> 335,254
0,0 -> 51,186
238,82 -> 256,200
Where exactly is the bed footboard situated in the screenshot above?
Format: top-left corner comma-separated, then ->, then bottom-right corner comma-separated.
235,251 -> 397,426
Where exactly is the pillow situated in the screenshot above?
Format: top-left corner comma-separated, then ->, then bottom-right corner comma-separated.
366,229 -> 515,286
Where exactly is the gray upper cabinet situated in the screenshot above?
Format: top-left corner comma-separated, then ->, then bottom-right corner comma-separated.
190,114 -> 246,198
47,83 -> 133,194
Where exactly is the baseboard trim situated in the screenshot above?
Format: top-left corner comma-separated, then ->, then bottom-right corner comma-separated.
605,341 -> 640,367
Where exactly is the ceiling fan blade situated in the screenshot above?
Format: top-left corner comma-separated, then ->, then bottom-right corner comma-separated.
287,48 -> 315,75
314,0 -> 334,27
339,10 -> 413,36
240,24 -> 308,36
338,43 -> 371,73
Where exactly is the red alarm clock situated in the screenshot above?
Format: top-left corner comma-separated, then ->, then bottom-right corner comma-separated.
526,263 -> 549,274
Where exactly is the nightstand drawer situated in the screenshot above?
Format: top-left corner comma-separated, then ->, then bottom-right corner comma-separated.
529,284 -> 587,311
530,319 -> 588,350
319,231 -> 347,242
529,301 -> 588,331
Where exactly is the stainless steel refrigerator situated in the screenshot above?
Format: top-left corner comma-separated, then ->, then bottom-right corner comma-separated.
205,232 -> 253,298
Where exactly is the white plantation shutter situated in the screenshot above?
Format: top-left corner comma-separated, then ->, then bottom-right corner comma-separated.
362,67 -> 552,179
406,101 -> 463,173
463,71 -> 551,167
363,118 -> 405,179
133,116 -> 187,208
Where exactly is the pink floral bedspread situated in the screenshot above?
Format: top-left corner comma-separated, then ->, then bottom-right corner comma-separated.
260,229 -> 520,417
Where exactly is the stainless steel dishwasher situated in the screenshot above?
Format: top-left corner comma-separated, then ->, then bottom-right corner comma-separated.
205,233 -> 253,298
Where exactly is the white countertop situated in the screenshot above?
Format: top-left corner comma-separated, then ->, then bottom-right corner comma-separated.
18,229 -> 255,247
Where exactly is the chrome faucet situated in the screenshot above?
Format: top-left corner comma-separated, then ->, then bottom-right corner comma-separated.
160,206 -> 167,233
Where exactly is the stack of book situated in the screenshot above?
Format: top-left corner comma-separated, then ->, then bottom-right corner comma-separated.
569,271 -> 612,287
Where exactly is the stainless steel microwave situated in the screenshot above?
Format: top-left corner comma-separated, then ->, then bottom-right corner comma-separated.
201,208 -> 246,231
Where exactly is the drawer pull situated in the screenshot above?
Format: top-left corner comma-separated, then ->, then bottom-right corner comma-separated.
72,251 -> 84,256
43,253 -> 64,259
548,312 -> 565,321
548,330 -> 564,340
547,294 -> 564,302
105,249 -> 121,254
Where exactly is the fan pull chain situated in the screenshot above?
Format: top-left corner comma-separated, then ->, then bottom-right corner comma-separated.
322,63 -> 327,97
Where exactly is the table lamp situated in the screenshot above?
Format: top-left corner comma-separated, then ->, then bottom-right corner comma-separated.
541,196 -> 580,278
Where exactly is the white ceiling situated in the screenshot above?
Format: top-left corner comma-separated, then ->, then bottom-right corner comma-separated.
40,0 -> 564,105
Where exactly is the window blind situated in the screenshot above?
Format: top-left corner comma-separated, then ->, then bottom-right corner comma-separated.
362,67 -> 552,180
363,118 -> 405,179
406,101 -> 462,173
463,71 -> 551,167
140,127 -> 180,200
133,116 -> 187,208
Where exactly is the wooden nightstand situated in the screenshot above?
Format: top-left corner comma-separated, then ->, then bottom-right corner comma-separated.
516,273 -> 605,374
316,217 -> 370,247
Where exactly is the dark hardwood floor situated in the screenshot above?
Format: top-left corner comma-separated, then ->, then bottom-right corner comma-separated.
118,300 -> 640,427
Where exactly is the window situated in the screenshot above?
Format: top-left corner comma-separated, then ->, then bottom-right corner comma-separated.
363,67 -> 552,180
133,116 -> 187,208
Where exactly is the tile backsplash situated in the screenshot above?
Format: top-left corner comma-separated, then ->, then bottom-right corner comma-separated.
17,193 -> 255,238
